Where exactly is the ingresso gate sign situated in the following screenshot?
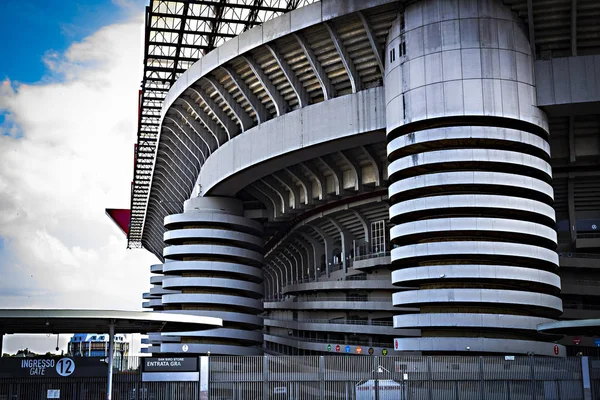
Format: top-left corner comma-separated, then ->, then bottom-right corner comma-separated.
0,357 -> 107,378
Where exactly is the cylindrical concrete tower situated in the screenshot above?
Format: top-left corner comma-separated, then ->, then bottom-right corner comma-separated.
385,0 -> 563,355
154,197 -> 264,355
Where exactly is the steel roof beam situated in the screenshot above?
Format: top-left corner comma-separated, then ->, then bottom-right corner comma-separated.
202,76 -> 254,132
219,65 -> 269,124
265,43 -> 309,108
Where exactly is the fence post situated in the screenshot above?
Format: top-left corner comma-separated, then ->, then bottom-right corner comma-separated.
479,356 -> 485,400
199,356 -> 209,400
529,356 -> 536,400
263,356 -> 269,400
581,356 -> 592,400
427,356 -> 433,400
374,356 -> 379,400
319,356 -> 325,399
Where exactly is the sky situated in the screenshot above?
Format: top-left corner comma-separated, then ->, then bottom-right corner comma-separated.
0,0 -> 158,354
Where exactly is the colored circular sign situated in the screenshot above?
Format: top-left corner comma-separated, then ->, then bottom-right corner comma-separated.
56,358 -> 75,377
592,224 -> 598,230
382,349 -> 388,356
394,339 -> 399,350
554,345 -> 559,355
182,344 -> 189,352
573,337 -> 581,345
368,347 -> 374,355
327,344 -> 332,352
345,345 -> 351,353
356,346 -> 362,354
335,344 -> 341,352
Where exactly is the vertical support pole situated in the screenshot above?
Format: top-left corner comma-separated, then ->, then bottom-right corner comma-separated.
374,356 -> 380,400
479,356 -> 485,400
0,333 -> 3,356
319,356 -> 325,399
200,356 -> 209,400
582,356 -> 592,400
106,320 -> 115,400
263,356 -> 269,400
427,356 -> 433,400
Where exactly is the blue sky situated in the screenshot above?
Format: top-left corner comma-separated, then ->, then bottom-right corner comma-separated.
0,0 -> 144,84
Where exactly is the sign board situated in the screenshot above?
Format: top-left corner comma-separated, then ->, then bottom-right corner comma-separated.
554,345 -> 559,355
368,347 -> 374,355
382,349 -> 388,356
595,339 -> 600,347
573,337 -> 581,345
335,345 -> 341,352
504,356 -> 515,361
143,357 -> 198,373
0,357 -> 107,378
327,344 -> 331,352
345,345 -> 351,353
274,387 -> 287,394
47,389 -> 60,399
394,339 -> 398,350
356,346 -> 362,354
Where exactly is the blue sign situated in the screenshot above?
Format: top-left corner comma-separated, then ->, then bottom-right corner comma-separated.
345,345 -> 350,353
594,339 -> 600,347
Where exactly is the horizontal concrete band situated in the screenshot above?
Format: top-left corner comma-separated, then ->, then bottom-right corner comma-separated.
389,171 -> 554,202
164,212 -> 263,234
163,244 -> 263,264
390,217 -> 557,244
199,87 -> 386,196
391,241 -> 559,268
159,342 -> 262,356
150,264 -> 163,273
263,319 -> 409,336
389,194 -> 556,224
161,327 -> 264,343
161,309 -> 263,328
388,148 -> 552,180
387,126 -> 551,158
162,293 -> 263,312
164,228 -> 263,248
392,265 -> 561,289
393,313 -> 555,330
264,301 -> 400,311
392,288 -> 563,312
282,279 -> 395,294
392,337 -> 565,357
162,277 -> 263,297
161,261 -> 263,281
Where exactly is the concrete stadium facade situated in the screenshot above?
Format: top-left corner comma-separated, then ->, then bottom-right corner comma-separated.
138,0 -> 600,357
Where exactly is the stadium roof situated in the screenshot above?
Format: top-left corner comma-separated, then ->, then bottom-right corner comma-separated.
129,0 -> 319,249
127,0 -> 600,251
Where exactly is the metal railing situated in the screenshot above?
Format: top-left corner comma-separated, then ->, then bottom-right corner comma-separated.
265,318 -> 393,327
264,296 -> 393,303
354,251 -> 391,262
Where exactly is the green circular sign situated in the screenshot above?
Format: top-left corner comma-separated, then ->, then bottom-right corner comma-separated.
382,349 -> 388,356
327,344 -> 331,352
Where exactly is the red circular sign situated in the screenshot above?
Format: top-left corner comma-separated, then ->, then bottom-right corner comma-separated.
335,344 -> 340,352
394,339 -> 399,350
554,345 -> 559,355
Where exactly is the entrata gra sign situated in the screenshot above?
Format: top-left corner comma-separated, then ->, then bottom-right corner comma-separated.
0,357 -> 107,378
143,357 -> 198,373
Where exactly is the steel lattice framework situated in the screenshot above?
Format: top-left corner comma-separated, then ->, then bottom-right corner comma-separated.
129,0 -> 319,248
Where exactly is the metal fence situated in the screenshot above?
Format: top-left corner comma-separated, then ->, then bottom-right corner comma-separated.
210,356 -> 593,400
0,355 -> 598,399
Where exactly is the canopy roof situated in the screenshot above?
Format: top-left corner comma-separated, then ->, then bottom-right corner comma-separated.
0,309 -> 222,334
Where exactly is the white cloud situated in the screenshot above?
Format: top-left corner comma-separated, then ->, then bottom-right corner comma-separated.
0,9 -> 158,354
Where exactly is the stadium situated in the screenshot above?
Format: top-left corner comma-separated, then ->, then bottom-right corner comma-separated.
119,0 -> 600,357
